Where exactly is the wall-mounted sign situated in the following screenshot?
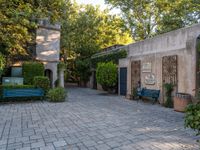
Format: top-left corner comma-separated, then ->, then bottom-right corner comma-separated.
145,73 -> 156,85
142,62 -> 152,72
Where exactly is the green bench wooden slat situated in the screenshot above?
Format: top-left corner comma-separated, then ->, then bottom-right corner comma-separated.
3,88 -> 44,98
137,88 -> 160,104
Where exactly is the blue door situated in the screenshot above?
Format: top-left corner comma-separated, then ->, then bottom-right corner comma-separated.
120,67 -> 127,95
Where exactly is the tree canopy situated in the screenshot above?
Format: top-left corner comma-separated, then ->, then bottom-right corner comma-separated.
105,0 -> 200,41
61,3 -> 133,84
0,0 -> 67,56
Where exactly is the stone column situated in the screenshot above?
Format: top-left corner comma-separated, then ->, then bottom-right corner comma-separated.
59,69 -> 65,88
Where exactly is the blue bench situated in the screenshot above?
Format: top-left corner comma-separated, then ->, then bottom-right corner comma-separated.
137,88 -> 160,104
3,88 -> 44,98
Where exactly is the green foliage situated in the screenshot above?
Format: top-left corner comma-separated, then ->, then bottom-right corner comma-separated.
22,62 -> 44,85
61,4 -> 132,59
91,49 -> 127,68
33,76 -> 50,92
132,87 -> 137,98
96,62 -> 117,90
105,0 -> 200,41
61,3 -> 132,84
75,59 -> 91,85
58,62 -> 67,71
185,103 -> 200,138
0,0 -> 67,57
0,53 -> 5,77
163,83 -> 174,108
47,87 -> 66,102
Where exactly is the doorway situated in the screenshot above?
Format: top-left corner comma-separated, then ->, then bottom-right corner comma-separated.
45,69 -> 53,87
120,67 -> 127,95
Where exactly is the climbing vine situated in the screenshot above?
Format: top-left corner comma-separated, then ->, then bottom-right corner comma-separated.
91,49 -> 127,68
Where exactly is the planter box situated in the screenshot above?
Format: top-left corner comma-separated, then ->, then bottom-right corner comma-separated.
174,93 -> 192,112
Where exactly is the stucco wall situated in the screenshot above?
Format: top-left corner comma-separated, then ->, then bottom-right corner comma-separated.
119,24 -> 200,101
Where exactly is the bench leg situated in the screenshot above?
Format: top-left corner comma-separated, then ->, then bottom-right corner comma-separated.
152,98 -> 157,104
137,96 -> 141,103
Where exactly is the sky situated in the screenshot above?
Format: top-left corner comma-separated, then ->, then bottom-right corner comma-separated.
76,0 -> 120,14
76,0 -> 107,9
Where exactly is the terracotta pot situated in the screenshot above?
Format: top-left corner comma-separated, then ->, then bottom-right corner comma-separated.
174,93 -> 192,112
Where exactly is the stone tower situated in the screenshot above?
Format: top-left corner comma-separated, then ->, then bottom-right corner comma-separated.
35,19 -> 61,87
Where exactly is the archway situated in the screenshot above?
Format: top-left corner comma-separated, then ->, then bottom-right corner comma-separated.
45,69 -> 53,87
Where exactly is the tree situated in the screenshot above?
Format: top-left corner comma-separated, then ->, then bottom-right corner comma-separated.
105,0 -> 200,41
61,3 -> 133,85
0,0 -> 67,57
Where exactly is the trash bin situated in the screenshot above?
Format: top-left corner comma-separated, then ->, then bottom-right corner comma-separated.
174,93 -> 192,112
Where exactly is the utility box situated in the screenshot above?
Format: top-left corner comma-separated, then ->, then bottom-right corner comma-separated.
2,77 -> 24,85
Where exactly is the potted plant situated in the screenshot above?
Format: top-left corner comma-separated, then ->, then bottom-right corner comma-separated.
131,87 -> 137,100
163,83 -> 174,108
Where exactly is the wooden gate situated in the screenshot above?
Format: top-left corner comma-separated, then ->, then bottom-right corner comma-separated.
131,61 -> 141,92
162,55 -> 178,85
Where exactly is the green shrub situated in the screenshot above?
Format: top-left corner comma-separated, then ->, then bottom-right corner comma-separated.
132,87 -> 137,98
22,62 -> 44,84
185,103 -> 200,139
47,87 -> 66,102
0,53 -> 5,77
75,59 -> 91,86
33,76 -> 50,92
163,83 -> 174,108
96,62 -> 117,91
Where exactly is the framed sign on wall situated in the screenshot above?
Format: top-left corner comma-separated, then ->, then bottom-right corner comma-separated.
142,62 -> 152,72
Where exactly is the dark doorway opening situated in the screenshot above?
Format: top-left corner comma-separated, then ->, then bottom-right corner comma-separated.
45,69 -> 53,87
120,67 -> 127,95
93,71 -> 97,89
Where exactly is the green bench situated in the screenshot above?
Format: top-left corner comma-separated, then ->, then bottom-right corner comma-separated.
3,88 -> 44,98
137,88 -> 160,104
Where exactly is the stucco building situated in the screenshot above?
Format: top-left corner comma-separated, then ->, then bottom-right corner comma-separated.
118,23 -> 200,103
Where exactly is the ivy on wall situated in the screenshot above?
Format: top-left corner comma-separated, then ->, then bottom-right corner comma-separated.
91,49 -> 127,68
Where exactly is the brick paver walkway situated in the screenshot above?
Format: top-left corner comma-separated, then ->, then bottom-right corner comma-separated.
0,87 -> 199,150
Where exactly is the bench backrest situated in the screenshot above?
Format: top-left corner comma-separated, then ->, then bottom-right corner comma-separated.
3,88 -> 44,98
141,88 -> 160,98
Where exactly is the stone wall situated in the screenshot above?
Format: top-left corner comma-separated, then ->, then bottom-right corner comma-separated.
119,23 -> 200,102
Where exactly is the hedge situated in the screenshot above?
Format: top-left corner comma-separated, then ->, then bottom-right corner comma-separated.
33,76 -> 50,92
96,62 -> 117,91
91,49 -> 127,68
22,62 -> 44,85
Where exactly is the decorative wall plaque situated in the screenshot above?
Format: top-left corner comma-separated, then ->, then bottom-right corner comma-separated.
142,62 -> 152,72
145,73 -> 156,85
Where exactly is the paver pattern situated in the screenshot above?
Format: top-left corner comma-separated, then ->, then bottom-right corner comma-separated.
0,87 -> 199,150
